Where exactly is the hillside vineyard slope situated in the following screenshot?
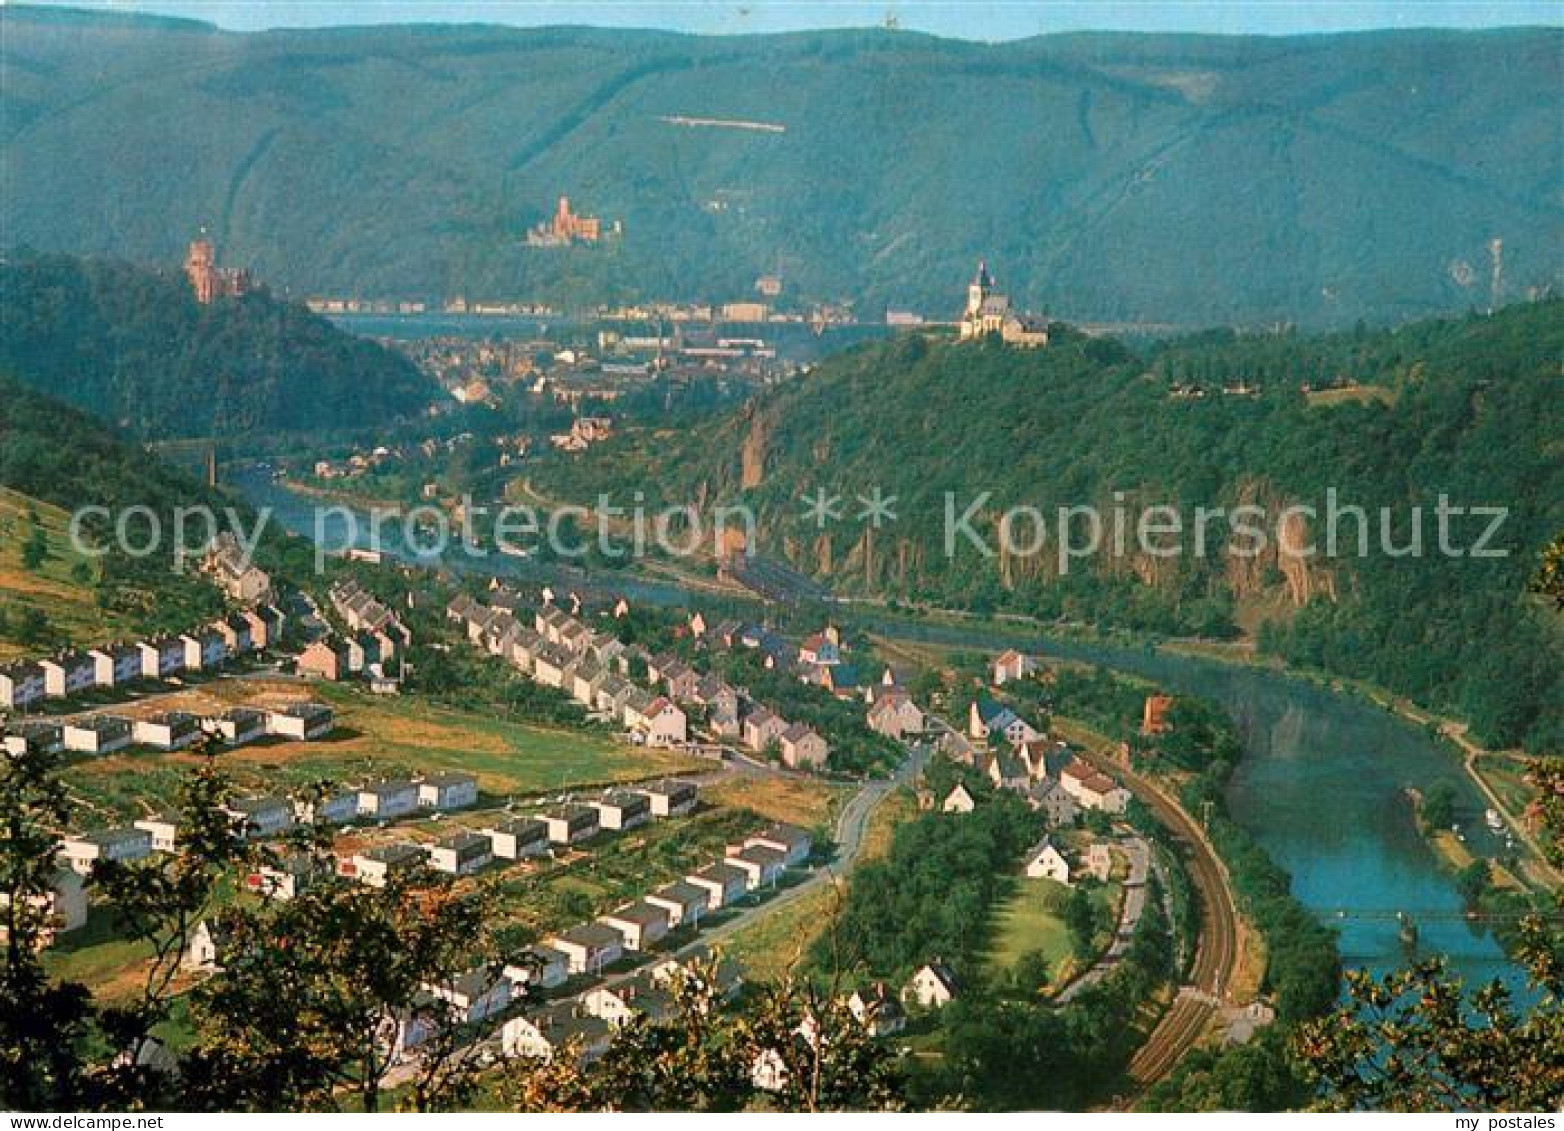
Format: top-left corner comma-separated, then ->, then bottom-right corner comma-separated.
2,8 -> 1560,326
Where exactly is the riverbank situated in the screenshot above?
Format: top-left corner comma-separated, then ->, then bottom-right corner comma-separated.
1159,638 -> 1558,894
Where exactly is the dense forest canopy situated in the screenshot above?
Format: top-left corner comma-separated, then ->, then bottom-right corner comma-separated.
537,301 -> 1564,749
3,6 -> 1560,326
0,253 -> 437,439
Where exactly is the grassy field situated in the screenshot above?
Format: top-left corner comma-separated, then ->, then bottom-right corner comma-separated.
0,487 -> 128,659
1305,384 -> 1398,409
60,676 -> 706,823
702,772 -> 847,833
1472,753 -> 1539,817
720,881 -> 840,983
983,876 -> 1122,993
717,783 -> 917,983
985,878 -> 1075,981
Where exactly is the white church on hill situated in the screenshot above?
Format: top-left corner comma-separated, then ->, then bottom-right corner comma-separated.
957,260 -> 1049,347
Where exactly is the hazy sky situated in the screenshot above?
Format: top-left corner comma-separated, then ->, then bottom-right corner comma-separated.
22,1 -> 1564,40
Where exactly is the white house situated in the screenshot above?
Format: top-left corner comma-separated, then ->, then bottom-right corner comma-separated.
133,814 -> 181,853
1,868 -> 88,936
905,962 -> 960,1009
583,974 -> 676,1028
0,662 -> 45,711
88,644 -> 142,689
1059,762 -> 1132,814
1024,840 -> 1072,885
504,945 -> 570,992
184,919 -> 231,972
294,787 -> 359,826
484,817 -> 550,861
2,722 -> 62,756
969,698 -> 1041,745
846,983 -> 907,1037
59,827 -> 153,875
425,968 -> 511,1026
741,708 -> 787,753
426,832 -> 493,876
1083,842 -> 1115,883
644,880 -> 709,929
778,723 -> 829,770
942,784 -> 977,814
62,715 -> 132,755
633,779 -> 698,818
39,651 -> 97,700
208,706 -> 268,746
591,791 -> 651,831
991,649 -> 1037,686
132,712 -> 202,751
246,855 -> 325,901
417,772 -> 479,812
501,1006 -> 611,1064
725,844 -> 787,891
347,844 -> 426,888
685,862 -> 750,910
541,804 -> 600,845
743,824 -> 813,866
137,636 -> 186,681
633,696 -> 687,748
180,629 -> 229,672
546,923 -> 625,976
266,702 -> 334,741
867,693 -> 925,741
357,780 -> 420,820
598,901 -> 671,951
224,795 -> 295,840
1029,778 -> 1080,827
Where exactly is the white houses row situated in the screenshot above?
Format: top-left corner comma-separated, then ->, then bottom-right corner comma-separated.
447,594 -> 692,748
4,701 -> 335,759
0,608 -> 284,712
345,780 -> 699,885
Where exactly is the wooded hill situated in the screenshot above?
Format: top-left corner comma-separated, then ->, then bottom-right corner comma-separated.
3,6 -> 1559,326
536,301 -> 1564,750
0,253 -> 437,440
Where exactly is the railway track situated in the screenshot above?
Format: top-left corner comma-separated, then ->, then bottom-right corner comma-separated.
1072,746 -> 1240,1090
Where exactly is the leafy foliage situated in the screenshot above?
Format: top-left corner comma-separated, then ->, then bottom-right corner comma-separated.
814,784 -> 1040,983
0,253 -> 436,440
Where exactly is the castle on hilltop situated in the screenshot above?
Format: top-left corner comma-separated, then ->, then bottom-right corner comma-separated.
958,261 -> 1048,347
526,196 -> 619,247
184,234 -> 250,304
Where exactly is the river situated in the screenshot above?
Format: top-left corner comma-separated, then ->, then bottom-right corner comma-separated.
237,468 -> 1524,990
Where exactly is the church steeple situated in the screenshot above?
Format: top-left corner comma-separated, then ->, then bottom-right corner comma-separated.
966,259 -> 994,316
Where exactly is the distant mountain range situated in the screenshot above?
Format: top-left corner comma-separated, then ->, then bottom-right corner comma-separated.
0,253 -> 437,439
3,6 -> 1560,327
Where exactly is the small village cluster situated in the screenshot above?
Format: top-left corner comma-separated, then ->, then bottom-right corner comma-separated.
294,576 -> 414,691
445,588 -> 696,750
926,648 -> 1135,840
0,604 -> 285,712
445,590 -> 852,770
685,612 -> 930,753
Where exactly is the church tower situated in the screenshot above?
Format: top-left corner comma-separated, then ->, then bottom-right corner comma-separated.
966,260 -> 994,318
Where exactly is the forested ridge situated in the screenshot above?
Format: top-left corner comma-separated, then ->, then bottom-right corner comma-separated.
0,253 -> 437,439
539,301 -> 1564,749
4,6 -> 1560,325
